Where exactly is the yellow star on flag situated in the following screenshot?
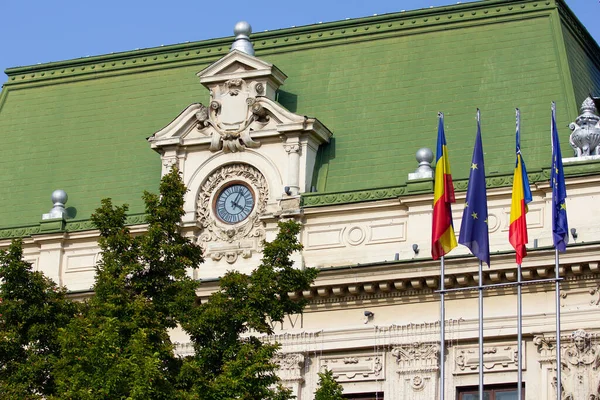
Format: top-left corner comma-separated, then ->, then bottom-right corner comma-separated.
560,203 -> 566,210
471,212 -> 478,219
471,163 -> 478,170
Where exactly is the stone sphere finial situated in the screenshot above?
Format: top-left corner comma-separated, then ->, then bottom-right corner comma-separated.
231,21 -> 255,56
408,147 -> 434,180
51,189 -> 68,206
42,189 -> 68,220
416,147 -> 434,165
233,21 -> 252,38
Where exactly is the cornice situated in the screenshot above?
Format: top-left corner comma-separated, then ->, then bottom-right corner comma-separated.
2,0 -> 555,88
0,213 -> 147,240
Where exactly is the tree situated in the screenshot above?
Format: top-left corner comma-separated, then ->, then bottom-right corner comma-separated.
314,369 -> 344,400
0,239 -> 76,399
177,219 -> 318,399
52,167 -> 318,399
53,168 -> 203,399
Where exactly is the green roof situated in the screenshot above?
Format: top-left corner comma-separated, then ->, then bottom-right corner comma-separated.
1,0 -> 599,234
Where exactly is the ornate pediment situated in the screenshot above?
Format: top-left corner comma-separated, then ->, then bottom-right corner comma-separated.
197,50 -> 287,92
148,50 -> 330,154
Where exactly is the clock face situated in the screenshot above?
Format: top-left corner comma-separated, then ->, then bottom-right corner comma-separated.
215,183 -> 255,224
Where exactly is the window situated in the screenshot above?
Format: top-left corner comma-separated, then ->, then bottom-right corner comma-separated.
458,384 -> 524,400
343,393 -> 383,400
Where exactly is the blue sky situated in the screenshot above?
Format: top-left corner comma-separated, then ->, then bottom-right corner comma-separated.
0,0 -> 598,85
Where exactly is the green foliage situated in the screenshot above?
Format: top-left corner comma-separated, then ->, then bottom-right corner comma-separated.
51,167 -> 317,399
0,239 -> 77,399
178,220 -> 318,399
314,369 -> 344,400
53,168 -> 203,399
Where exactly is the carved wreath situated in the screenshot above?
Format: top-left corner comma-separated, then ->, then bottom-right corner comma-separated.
196,163 -> 268,244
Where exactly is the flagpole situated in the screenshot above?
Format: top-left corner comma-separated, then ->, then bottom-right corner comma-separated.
555,249 -> 561,399
517,262 -> 523,400
440,255 -> 446,400
478,259 -> 484,400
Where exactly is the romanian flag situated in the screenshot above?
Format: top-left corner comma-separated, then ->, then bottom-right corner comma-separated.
509,109 -> 532,264
432,113 -> 457,259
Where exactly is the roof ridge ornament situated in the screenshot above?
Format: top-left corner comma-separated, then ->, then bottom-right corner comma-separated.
230,21 -> 254,56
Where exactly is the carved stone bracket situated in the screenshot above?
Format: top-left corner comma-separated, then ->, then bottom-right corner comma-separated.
319,353 -> 384,382
274,353 -> 305,383
196,163 -> 268,263
453,343 -> 521,374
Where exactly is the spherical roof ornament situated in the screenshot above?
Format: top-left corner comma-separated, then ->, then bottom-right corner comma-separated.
231,21 -> 255,56
42,189 -> 69,220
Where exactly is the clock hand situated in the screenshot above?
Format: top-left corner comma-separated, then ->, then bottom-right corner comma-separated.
230,192 -> 244,211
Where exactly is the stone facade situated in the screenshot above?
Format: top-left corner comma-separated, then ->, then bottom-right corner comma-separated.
2,1 -> 600,399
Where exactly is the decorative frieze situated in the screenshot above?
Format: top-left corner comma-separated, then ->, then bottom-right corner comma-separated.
319,353 -> 384,382
453,342 -> 521,374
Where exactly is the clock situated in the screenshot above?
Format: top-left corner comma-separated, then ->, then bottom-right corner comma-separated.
215,183 -> 255,224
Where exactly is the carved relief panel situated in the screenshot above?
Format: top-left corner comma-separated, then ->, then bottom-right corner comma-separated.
319,353 -> 385,383
391,342 -> 439,399
534,329 -> 600,400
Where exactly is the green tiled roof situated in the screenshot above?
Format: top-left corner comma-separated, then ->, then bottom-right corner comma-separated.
0,0 -> 599,232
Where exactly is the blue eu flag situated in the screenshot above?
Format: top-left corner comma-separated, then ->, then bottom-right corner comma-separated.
551,102 -> 568,252
459,110 -> 490,266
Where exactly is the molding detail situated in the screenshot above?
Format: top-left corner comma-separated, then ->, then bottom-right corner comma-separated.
454,343 -> 521,374
319,353 -> 384,382
196,163 -> 268,263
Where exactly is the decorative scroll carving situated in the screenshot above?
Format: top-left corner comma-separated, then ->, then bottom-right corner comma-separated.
162,156 -> 179,172
569,97 -> 600,157
273,353 -> 305,383
283,143 -> 300,154
195,78 -> 269,153
196,163 -> 268,263
454,343 -> 520,374
560,329 -> 600,400
319,353 -> 384,382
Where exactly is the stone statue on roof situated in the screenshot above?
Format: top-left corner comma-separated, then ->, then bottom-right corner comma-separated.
569,97 -> 600,157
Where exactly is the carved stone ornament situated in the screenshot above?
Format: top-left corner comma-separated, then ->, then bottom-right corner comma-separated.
196,163 -> 268,263
560,329 -> 600,400
195,78 -> 269,153
319,353 -> 384,382
569,97 -> 600,157
391,342 -> 439,374
454,343 -> 520,374
273,353 -> 305,382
